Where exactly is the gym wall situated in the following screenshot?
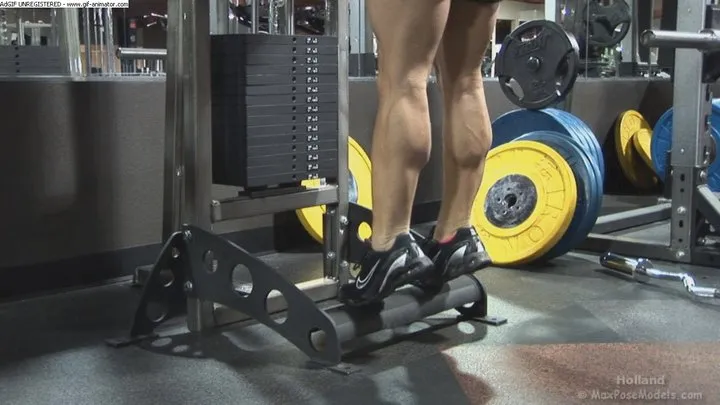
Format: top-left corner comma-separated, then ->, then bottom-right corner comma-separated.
0,78 -> 716,299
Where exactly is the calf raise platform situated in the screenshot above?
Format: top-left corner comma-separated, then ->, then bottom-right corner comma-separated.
108,204 -> 506,368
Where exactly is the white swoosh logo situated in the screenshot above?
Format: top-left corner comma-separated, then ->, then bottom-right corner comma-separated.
355,260 -> 380,289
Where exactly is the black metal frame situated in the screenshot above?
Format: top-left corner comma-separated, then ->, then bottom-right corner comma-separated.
580,2 -> 720,267
109,203 -> 506,367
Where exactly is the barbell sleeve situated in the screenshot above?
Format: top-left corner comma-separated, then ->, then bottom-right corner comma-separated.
640,29 -> 720,51
116,47 -> 167,60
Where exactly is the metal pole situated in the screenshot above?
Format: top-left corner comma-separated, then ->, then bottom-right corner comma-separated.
210,0 -> 229,34
83,9 -> 92,75
251,0 -> 260,34
323,0 -> 349,285
105,9 -> 115,75
668,1 -> 709,262
284,0 -> 295,35
165,0 -> 215,331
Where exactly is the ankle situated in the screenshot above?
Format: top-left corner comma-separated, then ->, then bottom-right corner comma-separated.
370,234 -> 400,252
436,231 -> 457,244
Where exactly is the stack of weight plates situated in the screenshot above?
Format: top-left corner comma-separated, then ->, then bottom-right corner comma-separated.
650,100 -> 720,191
483,109 -> 604,265
210,34 -> 340,188
0,45 -> 65,76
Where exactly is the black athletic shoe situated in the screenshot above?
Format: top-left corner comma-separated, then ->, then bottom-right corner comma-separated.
339,233 -> 435,307
417,226 -> 492,289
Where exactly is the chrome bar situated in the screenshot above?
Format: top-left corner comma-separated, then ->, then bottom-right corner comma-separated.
116,47 -> 167,60
211,185 -> 338,223
600,252 -> 720,299
213,277 -> 339,326
641,29 -> 720,50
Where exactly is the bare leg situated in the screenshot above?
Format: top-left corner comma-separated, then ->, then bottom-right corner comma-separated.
366,0 -> 451,251
433,1 -> 499,241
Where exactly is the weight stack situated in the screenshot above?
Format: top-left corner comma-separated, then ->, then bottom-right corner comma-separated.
210,34 -> 340,189
0,45 -> 64,76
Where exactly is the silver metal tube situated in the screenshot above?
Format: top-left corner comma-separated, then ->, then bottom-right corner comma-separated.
105,9 -> 115,75
251,0 -> 259,33
116,47 -> 167,60
268,0 -> 278,34
284,0 -> 294,35
83,9 -> 92,75
95,9 -> 104,74
641,29 -> 720,50
600,252 -> 720,299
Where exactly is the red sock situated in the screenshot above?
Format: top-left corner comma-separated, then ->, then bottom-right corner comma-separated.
438,232 -> 456,244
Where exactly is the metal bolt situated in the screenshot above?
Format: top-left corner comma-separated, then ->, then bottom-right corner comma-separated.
700,170 -> 708,181
326,252 -> 336,260
680,148 -> 685,154
340,261 -> 349,269
339,216 -> 349,227
176,166 -> 184,177
184,281 -> 193,292
183,230 -> 192,241
676,206 -> 687,215
676,250 -> 686,259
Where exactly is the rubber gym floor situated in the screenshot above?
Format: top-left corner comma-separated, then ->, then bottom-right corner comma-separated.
1,195 -> 719,405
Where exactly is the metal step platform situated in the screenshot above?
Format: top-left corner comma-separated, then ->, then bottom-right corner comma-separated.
107,203 -> 505,369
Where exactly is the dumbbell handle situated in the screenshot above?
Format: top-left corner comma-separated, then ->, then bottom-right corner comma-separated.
600,252 -> 720,299
641,29 -> 720,51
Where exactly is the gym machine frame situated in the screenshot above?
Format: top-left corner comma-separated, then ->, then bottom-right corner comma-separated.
579,1 -> 720,267
108,0 -> 504,369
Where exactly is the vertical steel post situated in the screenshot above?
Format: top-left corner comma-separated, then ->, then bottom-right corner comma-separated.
668,1 -> 710,263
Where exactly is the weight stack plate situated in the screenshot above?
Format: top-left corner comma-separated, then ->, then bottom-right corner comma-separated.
210,34 -> 340,188
0,45 -> 65,76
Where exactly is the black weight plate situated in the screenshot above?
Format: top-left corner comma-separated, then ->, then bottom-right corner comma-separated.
246,132 -> 339,147
212,33 -> 336,46
244,122 -> 338,137
245,93 -> 339,106
246,102 -> 338,116
247,160 -> 337,175
253,64 -> 337,76
247,150 -> 337,167
249,140 -> 337,157
247,162 -> 336,178
245,113 -> 338,126
495,20 -> 580,110
240,74 -> 338,86
583,0 -> 631,48
245,167 -> 338,188
216,63 -> 338,76
0,66 -> 64,74
240,54 -> 338,66
234,44 -> 338,56
235,84 -> 339,96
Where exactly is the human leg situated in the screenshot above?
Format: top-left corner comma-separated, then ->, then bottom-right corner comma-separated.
339,0 -> 451,306
420,0 -> 500,286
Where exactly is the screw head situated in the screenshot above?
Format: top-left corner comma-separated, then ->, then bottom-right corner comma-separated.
183,230 -> 192,241
184,281 -> 193,292
676,251 -> 686,259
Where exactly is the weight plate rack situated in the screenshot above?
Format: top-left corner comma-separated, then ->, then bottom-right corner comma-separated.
211,34 -> 340,188
0,45 -> 64,76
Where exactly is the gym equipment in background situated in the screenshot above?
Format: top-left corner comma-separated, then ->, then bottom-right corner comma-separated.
614,110 -> 658,190
601,252 -> 720,300
296,137 -> 372,243
495,20 -> 580,110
